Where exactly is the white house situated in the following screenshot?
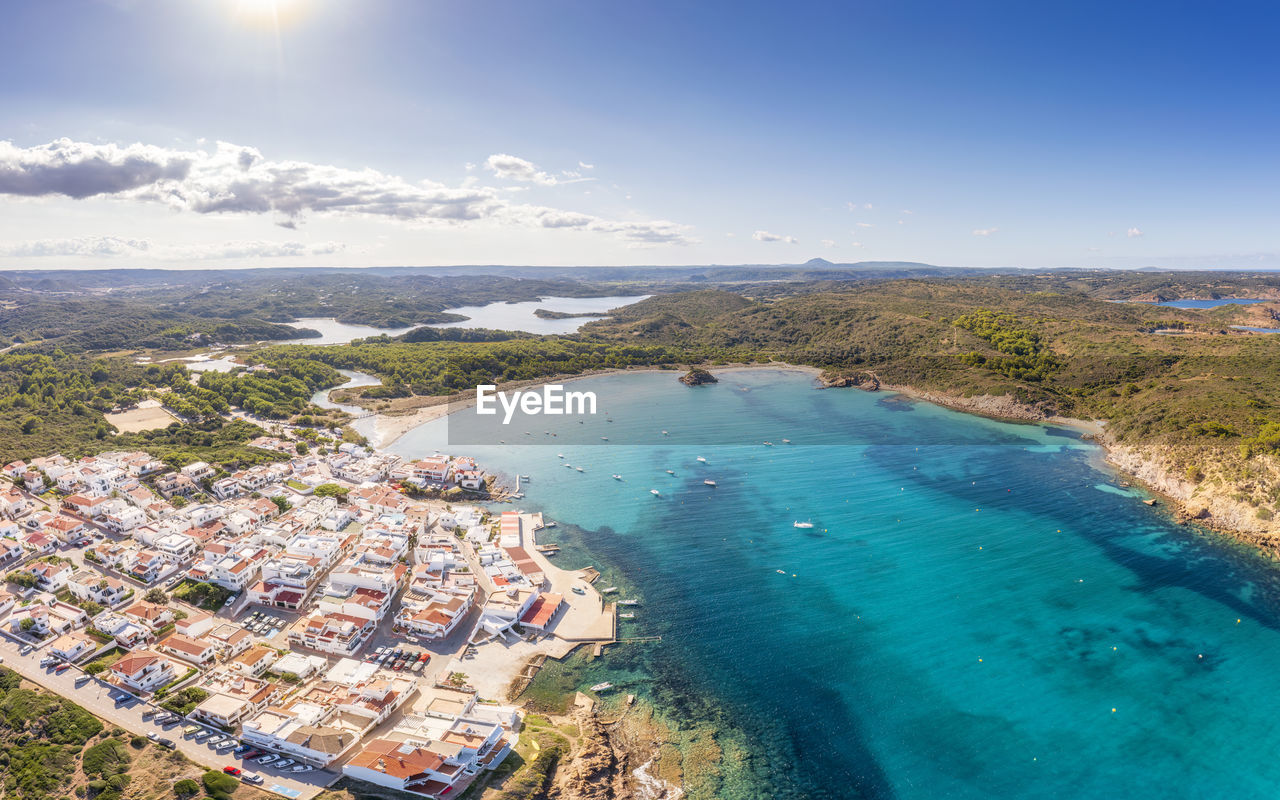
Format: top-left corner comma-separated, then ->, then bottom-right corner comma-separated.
110,650 -> 177,693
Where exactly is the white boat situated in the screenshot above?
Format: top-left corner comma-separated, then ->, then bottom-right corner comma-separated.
601,437 -> 609,441
661,430 -> 669,435
782,439 -> 792,444
696,457 -> 707,463
612,474 -> 622,480
650,489 -> 660,496
590,682 -> 614,692
776,569 -> 786,574
601,586 -> 618,593
793,521 -> 814,529
576,466 -> 584,472
617,600 -> 638,606
763,441 -> 774,446
545,521 -> 557,528
558,454 -> 565,458
564,464 -> 573,469
704,480 -> 717,487
619,613 -> 635,619
666,469 -> 675,474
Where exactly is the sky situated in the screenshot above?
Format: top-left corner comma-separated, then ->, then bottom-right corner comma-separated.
0,0 -> 1278,270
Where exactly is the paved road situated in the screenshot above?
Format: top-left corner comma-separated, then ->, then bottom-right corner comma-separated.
0,635 -> 336,800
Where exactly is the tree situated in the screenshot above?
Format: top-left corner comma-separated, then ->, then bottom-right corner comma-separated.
21,416 -> 39,434
269,495 -> 290,513
173,779 -> 200,798
18,617 -> 35,632
145,588 -> 169,604
6,571 -> 37,589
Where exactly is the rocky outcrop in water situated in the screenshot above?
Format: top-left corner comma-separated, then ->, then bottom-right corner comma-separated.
679,368 -> 718,386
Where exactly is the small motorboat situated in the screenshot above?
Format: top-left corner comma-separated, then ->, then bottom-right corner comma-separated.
612,474 -> 623,480
776,569 -> 786,574
666,469 -> 675,474
782,439 -> 792,444
601,437 -> 609,441
545,521 -> 557,528
704,480 -> 717,487
661,430 -> 669,435
558,454 -> 565,458
601,586 -> 618,593
576,466 -> 585,472
564,464 -> 573,469
696,457 -> 707,463
618,600 -> 638,606
763,441 -> 774,446
793,521 -> 814,529
572,586 -> 586,595
590,682 -> 614,692
620,613 -> 635,619
650,489 -> 660,496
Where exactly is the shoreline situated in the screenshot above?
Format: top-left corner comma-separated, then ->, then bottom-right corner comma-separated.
362,362 -> 1277,560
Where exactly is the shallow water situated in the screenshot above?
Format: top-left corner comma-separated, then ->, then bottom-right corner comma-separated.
391,369 -> 1280,799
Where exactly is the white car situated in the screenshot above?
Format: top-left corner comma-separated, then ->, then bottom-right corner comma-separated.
256,754 -> 279,765
291,765 -> 313,773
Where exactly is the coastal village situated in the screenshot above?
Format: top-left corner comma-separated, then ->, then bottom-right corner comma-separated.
0,436 -> 620,799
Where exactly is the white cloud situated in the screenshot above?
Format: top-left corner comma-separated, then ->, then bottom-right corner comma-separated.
900,209 -> 913,215
820,239 -> 836,248
846,201 -> 873,211
851,241 -> 863,247
486,153 -> 594,186
0,236 -> 346,260
1127,227 -> 1144,238
753,230 -> 798,244
0,138 -> 691,246
578,161 -> 595,170
972,227 -> 998,237
855,222 -> 873,228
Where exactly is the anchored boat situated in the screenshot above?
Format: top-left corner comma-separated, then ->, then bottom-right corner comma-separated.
704,480 -> 717,487
793,520 -> 815,529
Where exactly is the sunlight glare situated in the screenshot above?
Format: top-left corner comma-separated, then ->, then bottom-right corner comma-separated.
234,0 -> 305,28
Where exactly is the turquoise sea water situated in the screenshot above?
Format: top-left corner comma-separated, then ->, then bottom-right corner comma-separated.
390,369 -> 1280,799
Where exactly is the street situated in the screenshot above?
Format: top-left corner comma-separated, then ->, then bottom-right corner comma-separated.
0,633 -> 335,800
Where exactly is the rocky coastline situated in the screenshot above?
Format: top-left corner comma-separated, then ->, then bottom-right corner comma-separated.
819,369 -> 1280,557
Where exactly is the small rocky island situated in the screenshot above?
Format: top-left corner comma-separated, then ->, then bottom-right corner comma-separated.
680,368 -> 718,386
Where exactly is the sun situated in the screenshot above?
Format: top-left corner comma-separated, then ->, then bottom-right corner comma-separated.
233,0 -> 304,28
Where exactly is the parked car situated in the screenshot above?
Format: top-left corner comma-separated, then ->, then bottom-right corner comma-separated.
223,594 -> 239,608
241,773 -> 263,784
275,759 -> 296,768
255,754 -> 279,765
147,732 -> 158,742
233,745 -> 252,756
18,645 -> 31,655
242,749 -> 262,760
291,765 -> 313,773
142,709 -> 157,720
222,766 -> 242,777
206,735 -> 224,746
195,731 -> 214,742
158,738 -> 176,749
75,675 -> 91,687
54,663 -> 70,674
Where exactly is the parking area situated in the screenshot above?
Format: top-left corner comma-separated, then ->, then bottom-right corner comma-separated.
0,634 -> 333,800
